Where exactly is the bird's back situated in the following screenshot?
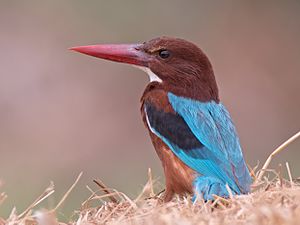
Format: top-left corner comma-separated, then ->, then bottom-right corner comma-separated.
140,82 -> 251,199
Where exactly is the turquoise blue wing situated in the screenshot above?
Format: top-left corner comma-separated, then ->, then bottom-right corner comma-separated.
144,93 -> 251,194
167,93 -> 251,193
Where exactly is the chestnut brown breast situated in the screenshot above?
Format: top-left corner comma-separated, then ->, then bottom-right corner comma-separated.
140,82 -> 196,197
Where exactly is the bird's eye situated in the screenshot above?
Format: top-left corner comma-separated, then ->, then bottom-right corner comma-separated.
158,50 -> 170,59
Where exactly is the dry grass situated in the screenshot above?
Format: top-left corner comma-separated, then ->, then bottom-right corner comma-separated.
1,132 -> 300,225
1,168 -> 300,225
75,167 -> 300,225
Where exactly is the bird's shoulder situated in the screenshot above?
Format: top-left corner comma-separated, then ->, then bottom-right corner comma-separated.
140,82 -> 174,114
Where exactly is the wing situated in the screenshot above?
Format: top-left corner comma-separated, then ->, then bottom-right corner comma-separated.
144,93 -> 251,194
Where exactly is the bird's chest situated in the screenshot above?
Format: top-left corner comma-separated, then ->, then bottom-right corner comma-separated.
140,88 -> 196,194
140,89 -> 171,159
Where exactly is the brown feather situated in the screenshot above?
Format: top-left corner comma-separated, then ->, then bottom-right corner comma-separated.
140,82 -> 197,201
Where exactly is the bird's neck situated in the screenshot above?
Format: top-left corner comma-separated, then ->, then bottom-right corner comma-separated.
141,80 -> 219,104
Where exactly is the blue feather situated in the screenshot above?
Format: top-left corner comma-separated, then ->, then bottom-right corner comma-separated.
167,93 -> 252,194
144,92 -> 251,199
193,176 -> 229,200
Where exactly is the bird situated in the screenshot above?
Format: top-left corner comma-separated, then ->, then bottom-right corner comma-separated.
70,36 -> 252,202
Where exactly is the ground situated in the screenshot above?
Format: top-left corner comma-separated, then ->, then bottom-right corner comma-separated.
1,167 -> 300,225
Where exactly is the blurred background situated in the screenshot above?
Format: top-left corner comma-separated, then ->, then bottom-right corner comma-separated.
0,0 -> 300,220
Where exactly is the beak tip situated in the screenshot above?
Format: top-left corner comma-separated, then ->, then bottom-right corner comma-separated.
69,46 -> 80,52
69,46 -> 94,55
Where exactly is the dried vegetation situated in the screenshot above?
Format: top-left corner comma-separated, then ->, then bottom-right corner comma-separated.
1,132 -> 299,225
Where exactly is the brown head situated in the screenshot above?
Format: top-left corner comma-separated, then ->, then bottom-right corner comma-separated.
71,37 -> 219,102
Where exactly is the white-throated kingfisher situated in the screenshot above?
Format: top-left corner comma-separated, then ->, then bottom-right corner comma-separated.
70,37 -> 252,201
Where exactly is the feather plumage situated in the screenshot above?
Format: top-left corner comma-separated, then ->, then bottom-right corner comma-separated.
144,92 -> 251,199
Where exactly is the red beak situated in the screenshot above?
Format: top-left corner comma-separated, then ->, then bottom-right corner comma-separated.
70,44 -> 148,67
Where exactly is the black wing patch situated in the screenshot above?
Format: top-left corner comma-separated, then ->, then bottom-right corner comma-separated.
145,102 -> 203,150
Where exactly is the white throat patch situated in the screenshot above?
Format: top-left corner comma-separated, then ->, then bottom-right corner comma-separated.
134,66 -> 162,83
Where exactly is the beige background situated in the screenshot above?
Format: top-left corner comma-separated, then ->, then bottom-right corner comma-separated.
0,0 -> 299,219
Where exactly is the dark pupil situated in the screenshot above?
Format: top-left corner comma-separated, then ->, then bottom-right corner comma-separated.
159,50 -> 170,59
